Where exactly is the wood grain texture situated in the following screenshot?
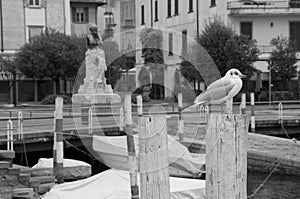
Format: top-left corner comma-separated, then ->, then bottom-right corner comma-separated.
206,114 -> 248,199
139,116 -> 170,199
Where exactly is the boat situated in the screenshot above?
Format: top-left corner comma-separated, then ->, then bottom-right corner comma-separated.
41,169 -> 206,199
92,135 -> 205,178
32,158 -> 91,180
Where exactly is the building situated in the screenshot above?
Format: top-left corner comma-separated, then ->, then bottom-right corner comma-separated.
134,0 -> 300,101
0,0 -> 106,103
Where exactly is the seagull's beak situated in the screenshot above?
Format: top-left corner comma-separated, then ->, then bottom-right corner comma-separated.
239,74 -> 246,78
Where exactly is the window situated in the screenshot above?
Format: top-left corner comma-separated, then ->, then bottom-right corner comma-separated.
154,0 -> 158,21
182,30 -> 187,57
167,0 -> 172,17
72,7 -> 89,23
210,0 -> 216,7
121,1 -> 135,27
141,5 -> 145,25
240,22 -> 252,40
28,26 -> 43,40
29,0 -> 40,7
189,0 -> 193,13
290,21 -> 300,51
122,31 -> 134,51
174,0 -> 179,15
169,33 -> 173,56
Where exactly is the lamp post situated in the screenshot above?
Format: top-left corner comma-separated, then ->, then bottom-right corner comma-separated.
268,64 -> 272,106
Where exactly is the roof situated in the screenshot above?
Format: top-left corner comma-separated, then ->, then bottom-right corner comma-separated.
70,0 -> 106,6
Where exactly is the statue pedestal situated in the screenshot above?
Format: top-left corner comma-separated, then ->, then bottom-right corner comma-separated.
72,84 -> 121,126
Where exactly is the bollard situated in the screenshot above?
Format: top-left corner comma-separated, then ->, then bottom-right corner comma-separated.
119,107 -> 124,132
250,93 -> 255,133
278,102 -> 283,125
137,95 -> 143,117
206,114 -> 248,199
139,116 -> 170,199
88,108 -> 93,134
178,92 -> 184,142
240,93 -> 246,114
7,120 -> 13,151
18,111 -> 24,140
124,94 -> 139,199
53,97 -> 64,184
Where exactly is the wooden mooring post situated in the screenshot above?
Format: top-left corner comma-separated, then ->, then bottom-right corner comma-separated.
139,115 -> 170,199
124,94 -> 139,199
206,99 -> 249,198
53,97 -> 64,184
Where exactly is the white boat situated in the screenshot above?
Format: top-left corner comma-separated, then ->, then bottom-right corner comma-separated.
92,135 -> 205,178
42,169 -> 206,199
32,158 -> 91,180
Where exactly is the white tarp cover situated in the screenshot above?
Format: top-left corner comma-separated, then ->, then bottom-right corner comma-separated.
93,135 -> 205,175
42,169 -> 206,199
32,158 -> 91,180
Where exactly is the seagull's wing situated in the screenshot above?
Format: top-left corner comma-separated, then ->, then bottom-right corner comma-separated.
194,80 -> 234,104
206,76 -> 232,90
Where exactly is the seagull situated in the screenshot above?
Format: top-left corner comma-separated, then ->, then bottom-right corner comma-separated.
193,68 -> 246,105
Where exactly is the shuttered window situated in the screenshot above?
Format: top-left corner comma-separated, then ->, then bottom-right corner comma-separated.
141,5 -> 145,25
72,7 -> 89,24
29,0 -> 40,6
169,33 -> 173,56
290,21 -> 300,51
167,0 -> 171,17
189,0 -> 193,13
240,22 -> 252,40
154,0 -> 158,21
174,0 -> 179,15
121,1 -> 135,27
182,30 -> 187,57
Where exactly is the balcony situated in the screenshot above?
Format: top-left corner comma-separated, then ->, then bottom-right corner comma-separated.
227,1 -> 300,16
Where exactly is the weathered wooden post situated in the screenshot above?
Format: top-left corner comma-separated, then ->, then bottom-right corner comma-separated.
137,95 -> 143,117
18,111 -> 23,140
53,97 -> 64,184
178,92 -> 184,141
139,115 -> 170,199
124,94 -> 139,199
250,93 -> 255,133
240,93 -> 246,114
206,112 -> 248,199
119,107 -> 124,132
278,102 -> 283,125
88,108 -> 93,134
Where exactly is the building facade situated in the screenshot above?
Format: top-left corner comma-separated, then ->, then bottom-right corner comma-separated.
135,0 -> 300,100
0,0 -> 106,103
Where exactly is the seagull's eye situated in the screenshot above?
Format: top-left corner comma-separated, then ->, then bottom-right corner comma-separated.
230,72 -> 233,75
234,72 -> 238,75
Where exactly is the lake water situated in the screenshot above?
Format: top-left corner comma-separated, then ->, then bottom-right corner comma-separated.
248,172 -> 300,199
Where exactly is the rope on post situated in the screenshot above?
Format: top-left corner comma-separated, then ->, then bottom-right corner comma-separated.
124,94 -> 139,199
18,111 -> 24,140
240,93 -> 246,114
54,97 -> 64,184
119,107 -> 124,132
250,93 -> 255,133
88,108 -> 93,134
178,92 -> 184,142
7,119 -> 13,151
278,102 -> 283,125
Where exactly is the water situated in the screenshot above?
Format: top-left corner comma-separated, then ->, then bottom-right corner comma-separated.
248,172 -> 300,199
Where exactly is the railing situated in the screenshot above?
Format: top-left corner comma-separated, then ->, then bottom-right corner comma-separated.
228,0 -> 300,10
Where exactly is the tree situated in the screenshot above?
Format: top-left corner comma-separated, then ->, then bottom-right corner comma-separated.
270,36 -> 297,91
197,19 -> 259,78
16,29 -> 85,94
0,57 -> 20,105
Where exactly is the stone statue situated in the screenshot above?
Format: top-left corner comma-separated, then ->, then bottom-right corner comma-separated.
73,24 -> 120,104
78,24 -> 107,94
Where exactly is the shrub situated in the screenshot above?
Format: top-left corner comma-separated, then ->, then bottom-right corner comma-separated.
41,94 -> 72,105
131,94 -> 151,104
